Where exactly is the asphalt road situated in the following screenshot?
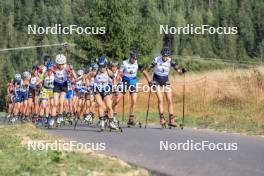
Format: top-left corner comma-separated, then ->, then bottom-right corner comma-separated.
43,123 -> 264,176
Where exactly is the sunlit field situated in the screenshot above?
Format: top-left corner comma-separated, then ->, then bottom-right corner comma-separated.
117,67 -> 264,135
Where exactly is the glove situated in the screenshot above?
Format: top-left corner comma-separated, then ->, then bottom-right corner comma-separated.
148,80 -> 154,87
138,63 -> 145,71
181,68 -> 187,74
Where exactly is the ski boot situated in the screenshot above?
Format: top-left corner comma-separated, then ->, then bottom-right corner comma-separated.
47,117 -> 55,128
168,114 -> 177,129
109,118 -> 122,132
5,114 -> 11,123
31,114 -> 38,124
65,112 -> 73,125
160,113 -> 167,128
98,117 -> 106,132
127,115 -> 136,128
112,113 -> 120,126
56,114 -> 64,127
84,113 -> 93,125
10,115 -> 17,124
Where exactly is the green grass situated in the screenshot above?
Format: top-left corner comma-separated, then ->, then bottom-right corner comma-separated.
118,109 -> 264,135
0,124 -> 148,176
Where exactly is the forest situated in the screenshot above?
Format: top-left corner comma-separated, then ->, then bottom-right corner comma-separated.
0,0 -> 263,110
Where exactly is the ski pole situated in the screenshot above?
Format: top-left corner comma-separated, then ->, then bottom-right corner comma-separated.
122,93 -> 125,123
180,73 -> 186,130
145,90 -> 151,128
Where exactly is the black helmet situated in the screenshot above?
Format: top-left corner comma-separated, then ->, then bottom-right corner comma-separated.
44,55 -> 51,62
161,47 -> 171,56
32,65 -> 38,70
130,48 -> 138,58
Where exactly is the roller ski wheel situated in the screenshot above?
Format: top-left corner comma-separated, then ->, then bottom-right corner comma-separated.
69,121 -> 73,126
47,118 -> 57,129
84,113 -> 94,126
159,114 -> 167,129
127,122 -> 141,128
179,123 -> 184,130
167,116 -> 177,129
108,119 -> 122,132
167,124 -> 177,129
127,115 -> 138,128
109,126 -> 123,133
161,123 -> 167,129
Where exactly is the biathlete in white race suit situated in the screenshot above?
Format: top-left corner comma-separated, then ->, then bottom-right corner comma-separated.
144,47 -> 187,127
87,56 -> 120,130
39,63 -> 55,123
48,54 -> 77,126
28,65 -> 42,122
74,69 -> 87,119
109,60 -> 123,122
118,49 -> 149,126
19,71 -> 31,121
9,74 -> 23,121
82,63 -> 98,123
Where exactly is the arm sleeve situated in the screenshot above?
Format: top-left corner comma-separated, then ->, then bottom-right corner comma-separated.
170,59 -> 180,69
150,58 -> 157,68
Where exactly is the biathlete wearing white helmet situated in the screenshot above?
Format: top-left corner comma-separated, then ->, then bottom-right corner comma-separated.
75,69 -> 87,99
52,54 -> 69,93
28,66 -> 41,99
13,74 -> 25,103
16,71 -> 31,103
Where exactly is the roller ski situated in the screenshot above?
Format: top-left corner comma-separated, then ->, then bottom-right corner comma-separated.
160,114 -> 167,128
20,115 -> 30,123
34,116 -> 45,127
167,115 -> 177,129
9,115 -> 18,124
98,117 -> 106,132
5,114 -> 12,123
112,113 -> 120,127
127,115 -> 142,128
64,113 -> 73,126
108,118 -> 123,132
56,115 -> 65,127
46,117 -> 55,129
83,113 -> 94,126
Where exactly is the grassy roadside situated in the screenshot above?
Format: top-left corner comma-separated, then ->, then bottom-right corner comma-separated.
0,123 -> 148,176
120,112 -> 264,135
119,67 -> 264,136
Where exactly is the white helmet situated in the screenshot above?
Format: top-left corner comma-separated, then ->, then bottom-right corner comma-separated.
55,54 -> 66,64
22,71 -> 31,79
77,69 -> 84,76
14,73 -> 21,81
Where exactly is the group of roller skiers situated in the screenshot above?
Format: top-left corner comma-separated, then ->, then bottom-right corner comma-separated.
5,47 -> 187,131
